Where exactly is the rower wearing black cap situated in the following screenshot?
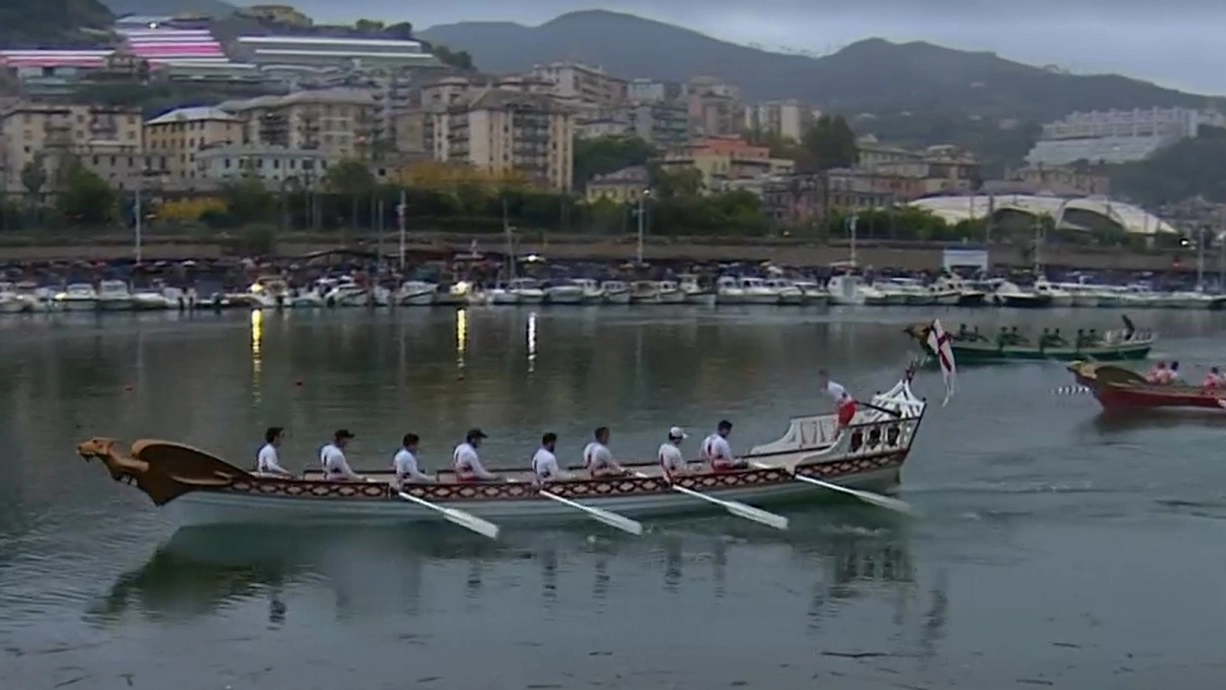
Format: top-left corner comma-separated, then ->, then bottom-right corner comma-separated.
453,428 -> 500,482
702,420 -> 745,472
320,428 -> 361,481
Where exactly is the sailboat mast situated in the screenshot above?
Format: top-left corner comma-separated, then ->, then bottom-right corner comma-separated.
503,198 -> 515,281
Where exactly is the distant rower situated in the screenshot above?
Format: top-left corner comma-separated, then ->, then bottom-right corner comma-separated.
256,426 -> 292,477
658,426 -> 690,477
702,420 -> 745,471
532,432 -> 566,482
819,369 -> 857,428
454,428 -> 500,482
584,426 -> 627,477
1204,367 -> 1223,390
393,433 -> 433,486
1146,361 -> 1168,384
320,429 -> 361,481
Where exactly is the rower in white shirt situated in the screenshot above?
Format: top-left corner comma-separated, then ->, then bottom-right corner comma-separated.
819,369 -> 858,429
658,426 -> 690,478
319,428 -> 361,481
531,432 -> 567,483
701,419 -> 745,471
392,432 -> 434,486
453,428 -> 502,482
255,426 -> 292,477
583,426 -> 627,477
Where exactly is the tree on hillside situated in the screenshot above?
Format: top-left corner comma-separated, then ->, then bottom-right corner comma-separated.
57,165 -> 116,225
429,44 -> 474,70
1110,129 -> 1226,205
800,114 -> 858,171
20,154 -> 46,202
324,159 -> 377,229
573,135 -> 658,190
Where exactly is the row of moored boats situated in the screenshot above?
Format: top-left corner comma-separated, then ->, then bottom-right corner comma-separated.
5,274 -> 1224,313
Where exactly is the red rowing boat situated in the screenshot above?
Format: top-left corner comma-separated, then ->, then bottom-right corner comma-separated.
1067,361 -> 1226,410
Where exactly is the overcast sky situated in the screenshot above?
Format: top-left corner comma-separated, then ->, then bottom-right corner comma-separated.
287,2 -> 1225,95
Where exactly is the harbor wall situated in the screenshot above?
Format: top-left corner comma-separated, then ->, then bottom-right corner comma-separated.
0,232 -> 1203,273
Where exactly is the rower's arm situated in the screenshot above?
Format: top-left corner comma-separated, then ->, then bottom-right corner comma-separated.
338,454 -> 361,480
469,454 -> 498,480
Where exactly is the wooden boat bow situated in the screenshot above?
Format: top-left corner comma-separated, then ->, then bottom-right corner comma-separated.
77,438 -> 251,506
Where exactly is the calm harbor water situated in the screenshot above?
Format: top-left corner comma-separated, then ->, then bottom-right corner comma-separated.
2,306 -> 1226,689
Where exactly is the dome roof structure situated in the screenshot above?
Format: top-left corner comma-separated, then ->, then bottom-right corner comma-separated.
908,194 -> 1178,236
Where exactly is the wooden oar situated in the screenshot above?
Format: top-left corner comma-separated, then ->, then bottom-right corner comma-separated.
537,489 -> 643,535
396,490 -> 500,540
634,472 -> 788,530
750,461 -> 914,515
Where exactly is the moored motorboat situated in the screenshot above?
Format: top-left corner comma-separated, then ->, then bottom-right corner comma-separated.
76,373 -> 928,531
55,282 -> 99,311
599,280 -> 631,304
905,322 -> 1155,363
678,274 -> 716,306
654,280 -> 687,304
543,280 -> 585,305
1068,360 -> 1226,411
571,279 -> 605,304
395,281 -> 436,307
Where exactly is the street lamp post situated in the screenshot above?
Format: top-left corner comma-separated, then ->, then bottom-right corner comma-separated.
635,188 -> 651,264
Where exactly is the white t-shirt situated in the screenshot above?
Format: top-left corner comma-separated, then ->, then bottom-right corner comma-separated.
256,443 -> 289,475
658,442 -> 686,473
320,443 -> 358,480
453,442 -> 495,480
393,448 -> 429,483
825,380 -> 852,406
583,441 -> 614,471
701,434 -> 734,462
532,447 -> 562,480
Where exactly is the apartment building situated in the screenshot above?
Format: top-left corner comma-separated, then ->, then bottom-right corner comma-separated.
531,61 -> 627,107
196,144 -> 330,185
744,100 -> 808,141
586,165 -> 650,203
626,78 -> 686,105
0,102 -> 143,193
1006,165 -> 1110,197
219,88 -> 377,161
143,106 -> 243,189
431,88 -> 574,191
660,137 -> 792,191
856,136 -> 981,195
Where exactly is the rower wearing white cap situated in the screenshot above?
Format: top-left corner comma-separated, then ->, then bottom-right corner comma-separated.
658,426 -> 691,477
453,428 -> 501,482
532,432 -> 567,483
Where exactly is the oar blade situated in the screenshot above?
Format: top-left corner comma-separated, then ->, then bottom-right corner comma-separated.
726,502 -> 789,530
587,508 -> 645,535
440,507 -> 501,540
398,491 -> 500,540
848,489 -> 915,516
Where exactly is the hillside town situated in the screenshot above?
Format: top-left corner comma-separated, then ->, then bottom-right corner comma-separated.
0,6 -> 1220,241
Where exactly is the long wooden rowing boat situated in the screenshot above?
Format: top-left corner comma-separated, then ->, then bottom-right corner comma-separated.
78,376 -> 927,531
1068,360 -> 1226,411
905,323 -> 1155,363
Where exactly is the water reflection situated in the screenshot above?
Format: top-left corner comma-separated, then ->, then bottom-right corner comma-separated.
250,309 -> 263,395
455,308 -> 468,372
527,311 -> 538,373
86,516 -> 926,631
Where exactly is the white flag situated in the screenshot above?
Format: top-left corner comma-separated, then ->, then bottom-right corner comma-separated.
926,319 -> 957,406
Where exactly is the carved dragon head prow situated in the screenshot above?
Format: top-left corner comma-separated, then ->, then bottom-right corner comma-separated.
78,437 -> 149,484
